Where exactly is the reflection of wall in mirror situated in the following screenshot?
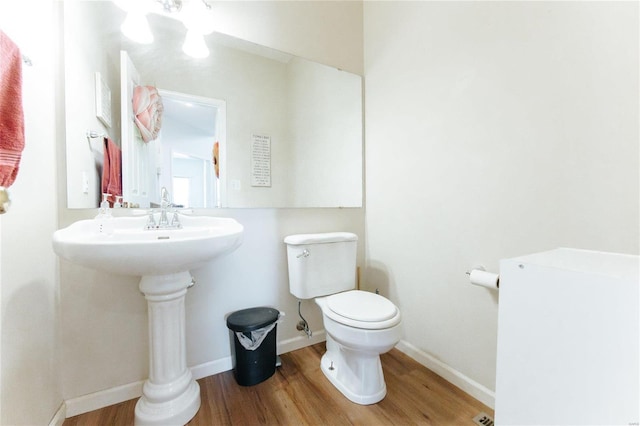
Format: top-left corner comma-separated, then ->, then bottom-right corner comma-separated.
287,57 -> 362,207
161,109 -> 218,208
64,1 -> 122,208
157,91 -> 224,208
170,155 -> 213,208
63,1 -> 363,208
129,38 -> 290,208
129,43 -> 363,207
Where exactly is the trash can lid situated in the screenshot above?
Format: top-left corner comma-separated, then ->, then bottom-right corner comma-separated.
226,307 -> 280,332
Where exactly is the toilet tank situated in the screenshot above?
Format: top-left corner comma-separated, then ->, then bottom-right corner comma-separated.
284,232 -> 358,299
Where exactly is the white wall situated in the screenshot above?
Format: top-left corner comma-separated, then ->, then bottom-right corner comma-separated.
211,0 -> 363,76
364,1 -> 639,405
287,57 -> 363,207
58,0 -> 364,415
0,2 -> 63,425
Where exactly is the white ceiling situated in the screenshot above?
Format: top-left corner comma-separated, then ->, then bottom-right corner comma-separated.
161,95 -> 217,138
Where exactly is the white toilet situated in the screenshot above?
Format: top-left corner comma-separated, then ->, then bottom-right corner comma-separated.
284,232 -> 402,405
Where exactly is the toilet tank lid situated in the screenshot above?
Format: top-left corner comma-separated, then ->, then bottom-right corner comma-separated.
284,232 -> 357,245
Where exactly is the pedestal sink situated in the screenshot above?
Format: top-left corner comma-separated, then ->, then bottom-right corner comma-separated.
52,213 -> 243,425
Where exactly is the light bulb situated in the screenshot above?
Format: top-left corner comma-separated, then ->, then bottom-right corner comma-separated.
180,0 -> 214,35
182,30 -> 209,59
121,12 -> 154,44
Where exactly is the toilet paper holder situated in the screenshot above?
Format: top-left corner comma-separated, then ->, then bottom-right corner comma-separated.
466,265 -> 500,290
465,265 -> 486,275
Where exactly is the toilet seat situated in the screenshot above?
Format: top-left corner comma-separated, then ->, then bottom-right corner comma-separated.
324,290 -> 400,330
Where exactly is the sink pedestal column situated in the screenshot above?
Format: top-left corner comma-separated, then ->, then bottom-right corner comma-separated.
135,272 -> 201,426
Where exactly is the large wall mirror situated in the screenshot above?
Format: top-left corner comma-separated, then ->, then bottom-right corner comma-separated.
63,1 -> 363,209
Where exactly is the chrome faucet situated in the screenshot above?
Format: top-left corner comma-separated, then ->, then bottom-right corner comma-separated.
159,187 -> 171,227
145,187 -> 182,230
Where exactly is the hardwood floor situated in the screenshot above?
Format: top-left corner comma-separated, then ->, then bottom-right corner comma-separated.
64,343 -> 493,425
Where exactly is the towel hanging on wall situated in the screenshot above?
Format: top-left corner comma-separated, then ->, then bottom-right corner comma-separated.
0,29 -> 25,188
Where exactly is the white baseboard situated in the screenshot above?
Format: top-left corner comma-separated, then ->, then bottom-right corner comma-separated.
64,335 -> 492,418
65,380 -> 145,418
191,356 -> 233,381
278,329 -> 326,354
395,340 -> 495,409
64,357 -> 234,418
48,402 -> 66,426
64,332 -> 326,418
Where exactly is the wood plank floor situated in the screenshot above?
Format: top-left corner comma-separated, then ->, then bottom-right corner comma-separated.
64,343 -> 493,425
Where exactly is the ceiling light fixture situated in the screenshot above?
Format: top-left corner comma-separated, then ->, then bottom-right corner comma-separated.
182,30 -> 209,59
114,0 -> 214,58
120,11 -> 154,44
160,0 -> 182,13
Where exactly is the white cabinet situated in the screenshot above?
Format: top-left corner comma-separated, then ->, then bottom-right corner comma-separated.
495,248 -> 639,425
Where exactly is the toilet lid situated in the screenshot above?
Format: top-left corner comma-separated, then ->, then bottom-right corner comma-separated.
326,290 -> 398,323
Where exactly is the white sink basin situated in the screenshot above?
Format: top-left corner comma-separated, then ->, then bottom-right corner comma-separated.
52,214 -> 243,276
52,212 -> 243,426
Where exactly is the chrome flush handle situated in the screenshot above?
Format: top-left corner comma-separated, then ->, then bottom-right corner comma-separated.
297,249 -> 310,258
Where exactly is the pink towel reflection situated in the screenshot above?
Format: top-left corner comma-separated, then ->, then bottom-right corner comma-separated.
102,137 -> 122,207
133,85 -> 163,143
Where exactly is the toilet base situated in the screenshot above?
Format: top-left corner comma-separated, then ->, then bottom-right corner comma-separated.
320,349 -> 387,405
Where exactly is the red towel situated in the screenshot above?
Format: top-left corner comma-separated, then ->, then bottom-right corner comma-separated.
0,30 -> 25,188
102,137 -> 122,206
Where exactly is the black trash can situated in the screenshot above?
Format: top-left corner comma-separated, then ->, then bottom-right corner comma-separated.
226,307 -> 280,386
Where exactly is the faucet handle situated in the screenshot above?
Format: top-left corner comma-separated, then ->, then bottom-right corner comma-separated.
160,187 -> 171,207
170,210 -> 182,229
145,210 -> 157,229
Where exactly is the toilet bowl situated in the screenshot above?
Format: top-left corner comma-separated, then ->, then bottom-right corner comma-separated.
316,290 -> 401,405
284,232 -> 402,405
